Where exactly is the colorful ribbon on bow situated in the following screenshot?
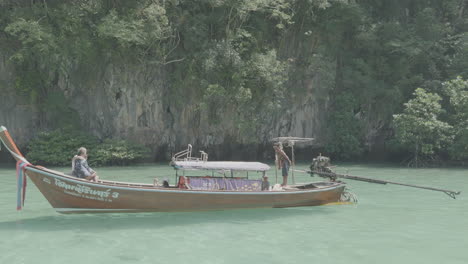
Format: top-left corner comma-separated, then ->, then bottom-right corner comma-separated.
16,161 -> 30,210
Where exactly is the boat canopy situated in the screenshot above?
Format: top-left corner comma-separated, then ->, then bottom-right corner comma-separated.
172,161 -> 270,172
271,137 -> 314,144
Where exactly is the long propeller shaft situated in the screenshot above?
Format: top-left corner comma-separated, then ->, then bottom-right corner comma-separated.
308,170 -> 461,199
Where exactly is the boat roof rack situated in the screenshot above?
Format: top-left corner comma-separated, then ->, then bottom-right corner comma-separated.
172,144 -> 208,162
172,161 -> 270,172
171,144 -> 270,172
271,137 -> 314,146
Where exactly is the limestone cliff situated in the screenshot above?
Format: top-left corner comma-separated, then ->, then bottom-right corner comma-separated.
0,56 -> 329,161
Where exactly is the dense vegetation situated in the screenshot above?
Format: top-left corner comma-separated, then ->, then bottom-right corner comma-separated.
26,129 -> 150,166
1,0 -> 468,165
393,77 -> 468,166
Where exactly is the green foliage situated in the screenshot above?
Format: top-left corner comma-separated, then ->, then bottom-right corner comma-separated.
26,130 -> 99,166
92,139 -> 151,166
2,0 -> 468,163
27,130 -> 150,166
393,88 -> 453,166
199,41 -> 288,136
392,77 -> 468,164
97,4 -> 171,50
4,18 -> 57,63
246,50 -> 288,112
442,77 -> 468,160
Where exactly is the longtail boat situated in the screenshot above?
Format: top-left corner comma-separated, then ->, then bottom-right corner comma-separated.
0,126 -> 347,214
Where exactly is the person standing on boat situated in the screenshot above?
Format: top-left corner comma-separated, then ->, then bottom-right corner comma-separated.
273,143 -> 292,186
72,147 -> 99,182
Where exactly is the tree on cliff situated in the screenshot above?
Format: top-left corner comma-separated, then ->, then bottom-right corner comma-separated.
442,77 -> 468,161
1,0 -> 468,163
393,88 -> 453,167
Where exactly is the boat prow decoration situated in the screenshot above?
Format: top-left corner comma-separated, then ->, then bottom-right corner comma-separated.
1,126 -> 32,210
0,126 -> 28,164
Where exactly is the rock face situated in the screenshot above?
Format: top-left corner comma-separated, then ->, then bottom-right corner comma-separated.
0,55 -> 36,148
0,56 -> 329,161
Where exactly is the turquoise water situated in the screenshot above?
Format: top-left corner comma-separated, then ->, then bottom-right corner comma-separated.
0,163 -> 466,264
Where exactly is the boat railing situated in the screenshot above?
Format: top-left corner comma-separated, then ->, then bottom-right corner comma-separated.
172,144 -> 193,161
172,144 -> 209,162
199,151 -> 208,162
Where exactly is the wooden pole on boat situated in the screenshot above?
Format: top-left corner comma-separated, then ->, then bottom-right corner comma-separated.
275,153 -> 278,184
309,170 -> 461,199
290,141 -> 295,185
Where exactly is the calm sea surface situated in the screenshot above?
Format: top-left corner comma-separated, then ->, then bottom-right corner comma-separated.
0,162 -> 466,264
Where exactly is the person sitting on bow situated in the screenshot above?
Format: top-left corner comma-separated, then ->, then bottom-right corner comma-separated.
71,147 -> 99,182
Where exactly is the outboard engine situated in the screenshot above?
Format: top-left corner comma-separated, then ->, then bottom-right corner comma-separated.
310,155 -> 333,175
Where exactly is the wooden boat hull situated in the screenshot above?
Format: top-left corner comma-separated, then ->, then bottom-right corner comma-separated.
1,126 -> 346,214
25,166 -> 345,214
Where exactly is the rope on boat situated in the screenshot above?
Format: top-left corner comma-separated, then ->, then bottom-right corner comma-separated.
1,142 -> 30,207
1,127 -> 32,210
